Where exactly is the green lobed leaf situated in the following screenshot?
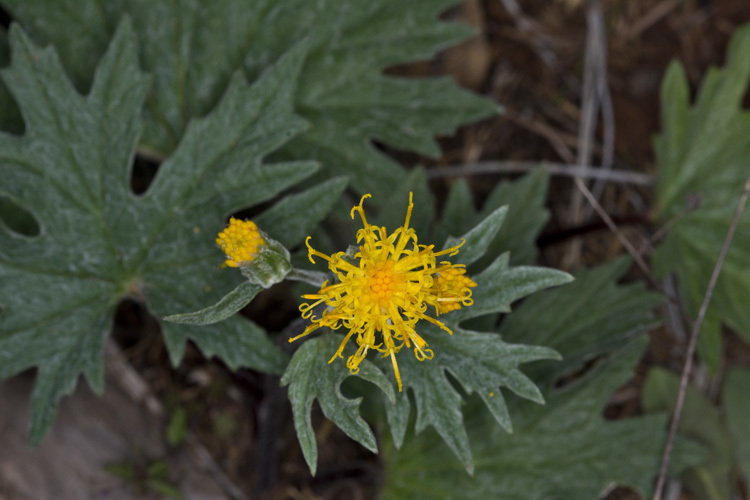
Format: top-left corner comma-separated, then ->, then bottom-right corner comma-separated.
382,337 -> 703,500
442,205 -> 507,267
373,224 -> 571,472
281,333 -> 396,475
379,323 -> 559,474
434,168 -> 550,267
501,256 -> 663,382
0,21 -> 322,443
652,24 -> 750,368
724,368 -> 750,484
2,0 -> 498,200
380,259 -> 690,498
433,178 -> 475,245
642,367 -> 732,500
450,253 -> 573,323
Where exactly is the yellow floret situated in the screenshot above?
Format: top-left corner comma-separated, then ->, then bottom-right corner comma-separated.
216,218 -> 265,268
430,264 -> 477,314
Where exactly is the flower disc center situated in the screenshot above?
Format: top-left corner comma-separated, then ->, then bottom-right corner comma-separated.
366,260 -> 401,306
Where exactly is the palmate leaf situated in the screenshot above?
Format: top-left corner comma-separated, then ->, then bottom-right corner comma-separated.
652,24 -> 750,369
501,256 -> 663,382
1,0 -> 497,200
378,253 -> 569,469
381,261 -> 701,499
382,338 -> 702,500
0,20 -> 338,444
376,208 -> 572,473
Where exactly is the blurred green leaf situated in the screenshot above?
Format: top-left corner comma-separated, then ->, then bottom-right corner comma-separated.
723,368 -> 750,485
642,367 -> 732,500
104,461 -> 137,481
2,0 -> 497,199
653,25 -> 750,368
166,407 -> 188,447
146,460 -> 168,479
148,477 -> 183,500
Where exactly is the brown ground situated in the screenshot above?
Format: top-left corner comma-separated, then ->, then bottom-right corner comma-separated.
3,1 -> 750,499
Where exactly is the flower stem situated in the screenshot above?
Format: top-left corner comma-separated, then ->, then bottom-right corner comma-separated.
287,268 -> 328,287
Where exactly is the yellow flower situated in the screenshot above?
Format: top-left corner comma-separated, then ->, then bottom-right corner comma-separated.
290,193 -> 475,391
216,218 -> 265,268
427,264 -> 476,314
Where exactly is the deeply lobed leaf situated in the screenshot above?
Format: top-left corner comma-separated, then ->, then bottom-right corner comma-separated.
0,20 -> 334,444
652,24 -> 750,368
280,333 -> 396,475
382,337 -> 702,500
381,257 -> 701,499
2,0 -> 498,199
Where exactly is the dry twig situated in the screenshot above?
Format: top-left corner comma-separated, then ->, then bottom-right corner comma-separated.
565,0 -> 614,267
427,160 -> 652,185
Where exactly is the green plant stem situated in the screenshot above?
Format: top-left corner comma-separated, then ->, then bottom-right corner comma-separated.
287,268 -> 328,287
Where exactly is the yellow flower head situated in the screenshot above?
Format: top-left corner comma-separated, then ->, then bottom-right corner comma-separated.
216,218 -> 265,268
290,193 -> 475,391
428,264 -> 477,314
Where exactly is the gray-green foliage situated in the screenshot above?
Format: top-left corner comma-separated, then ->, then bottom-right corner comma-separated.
0,21 -> 337,444
380,260 -> 698,500
653,24 -> 750,369
281,333 -> 396,475
1,0 -> 497,199
434,167 -> 550,267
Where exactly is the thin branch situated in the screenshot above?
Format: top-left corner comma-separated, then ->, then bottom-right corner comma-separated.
586,28 -> 616,216
566,0 -> 608,267
622,0 -> 680,41
652,176 -> 750,500
573,177 -> 659,289
426,161 -> 652,185
497,0 -> 559,67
